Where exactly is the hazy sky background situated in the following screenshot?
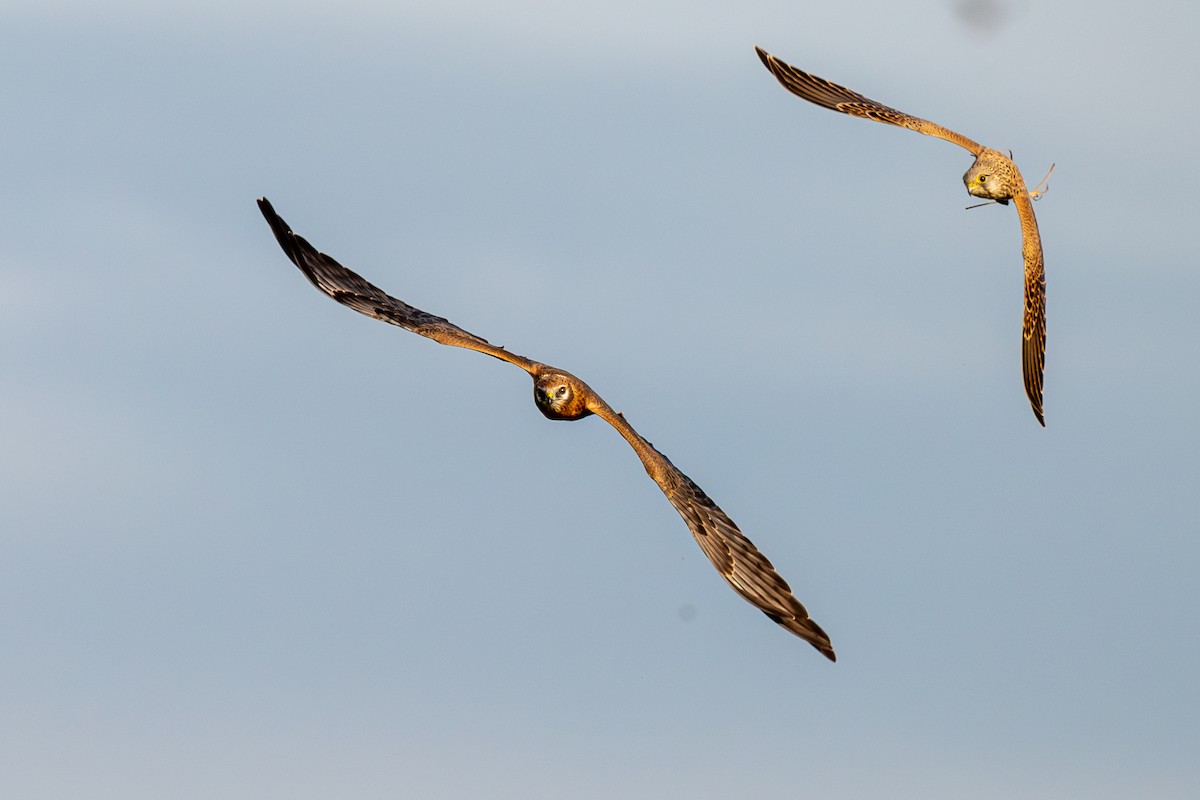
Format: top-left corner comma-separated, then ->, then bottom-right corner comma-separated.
3,1 -> 1197,797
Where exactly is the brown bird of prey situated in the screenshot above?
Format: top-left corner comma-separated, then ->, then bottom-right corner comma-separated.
257,198 -> 835,661
756,46 -> 1051,426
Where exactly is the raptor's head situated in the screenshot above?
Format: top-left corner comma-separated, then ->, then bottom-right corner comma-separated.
533,371 -> 592,421
963,149 -> 1014,204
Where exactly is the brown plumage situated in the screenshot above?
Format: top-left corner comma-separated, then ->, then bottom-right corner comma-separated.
756,46 -> 1049,426
257,197 -> 836,661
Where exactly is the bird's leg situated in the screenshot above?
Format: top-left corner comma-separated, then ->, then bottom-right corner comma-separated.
1029,162 -> 1056,201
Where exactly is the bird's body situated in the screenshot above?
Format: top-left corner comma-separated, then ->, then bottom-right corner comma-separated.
755,47 -> 1049,425
257,198 -> 836,661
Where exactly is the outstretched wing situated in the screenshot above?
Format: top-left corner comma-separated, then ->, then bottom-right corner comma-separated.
755,46 -> 985,156
589,402 -> 836,661
258,197 -> 539,373
1014,193 -> 1046,426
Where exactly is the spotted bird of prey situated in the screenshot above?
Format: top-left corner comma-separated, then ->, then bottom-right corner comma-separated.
257,198 -> 835,661
756,47 -> 1051,426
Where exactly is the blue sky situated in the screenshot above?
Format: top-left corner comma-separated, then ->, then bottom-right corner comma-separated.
3,1 -> 1198,797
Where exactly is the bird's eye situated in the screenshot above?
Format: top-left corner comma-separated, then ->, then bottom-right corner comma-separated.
978,174 -> 989,183
555,386 -> 568,398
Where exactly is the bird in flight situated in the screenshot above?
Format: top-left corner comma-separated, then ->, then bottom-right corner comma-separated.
756,46 -> 1051,426
257,197 -> 836,661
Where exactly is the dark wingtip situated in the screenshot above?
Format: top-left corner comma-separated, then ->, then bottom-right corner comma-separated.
255,196 -> 305,270
256,197 -> 277,225
754,44 -> 773,69
815,629 -> 837,662
1035,408 -> 1046,427
766,610 -> 837,662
